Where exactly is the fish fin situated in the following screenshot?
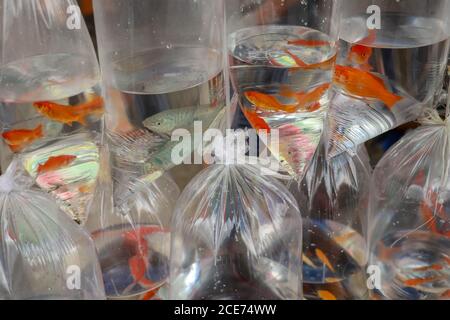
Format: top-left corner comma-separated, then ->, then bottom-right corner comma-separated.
77,115 -> 88,126
382,93 -> 403,109
8,144 -> 22,153
34,124 -> 44,138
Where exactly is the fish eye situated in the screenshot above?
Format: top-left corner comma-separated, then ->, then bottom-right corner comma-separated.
157,122 -> 161,126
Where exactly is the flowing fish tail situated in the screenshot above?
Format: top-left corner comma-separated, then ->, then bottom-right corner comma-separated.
382,92 -> 403,109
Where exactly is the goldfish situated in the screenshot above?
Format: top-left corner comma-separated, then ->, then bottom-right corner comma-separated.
122,226 -> 167,294
412,264 -> 444,272
2,124 -> 44,153
281,83 -> 330,112
315,248 -> 336,273
420,200 -> 440,234
244,91 -> 297,113
242,109 -> 271,133
334,231 -> 358,244
143,105 -> 220,135
283,49 -> 308,67
333,65 -> 403,109
441,290 -> 450,298
141,288 -> 160,301
317,290 -> 337,300
325,278 -> 343,283
287,39 -> 330,47
302,254 -> 318,269
37,155 -> 77,174
403,276 -> 444,287
34,95 -> 104,126
348,29 -> 377,70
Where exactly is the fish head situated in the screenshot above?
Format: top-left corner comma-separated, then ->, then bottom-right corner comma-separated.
143,114 -> 175,135
34,102 -> 50,114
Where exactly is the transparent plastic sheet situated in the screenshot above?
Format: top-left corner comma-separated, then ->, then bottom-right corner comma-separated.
0,0 -> 104,224
369,109 -> 450,300
288,134 -> 371,300
328,0 -> 450,158
85,144 -> 181,299
0,162 -> 105,300
169,136 -> 303,300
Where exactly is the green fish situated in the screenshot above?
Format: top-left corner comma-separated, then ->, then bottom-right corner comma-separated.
143,105 -> 221,136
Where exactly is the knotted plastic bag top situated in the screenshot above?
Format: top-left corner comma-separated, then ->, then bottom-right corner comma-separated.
0,162 -> 105,300
169,135 -> 303,300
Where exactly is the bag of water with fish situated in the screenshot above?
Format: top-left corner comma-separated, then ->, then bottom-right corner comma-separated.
169,140 -> 303,300
84,145 -> 181,299
369,109 -> 450,300
0,0 -> 106,225
0,162 -> 105,300
289,136 -> 372,300
328,0 -> 450,158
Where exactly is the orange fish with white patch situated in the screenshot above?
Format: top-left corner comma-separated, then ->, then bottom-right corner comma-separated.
348,29 -> 377,71
334,65 -> 403,109
317,290 -> 337,300
245,91 -> 297,113
315,248 -> 336,273
242,109 -> 271,133
2,124 -> 44,153
37,155 -> 77,174
34,95 -> 104,126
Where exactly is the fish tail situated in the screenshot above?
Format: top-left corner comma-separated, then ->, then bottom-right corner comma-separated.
382,92 -> 403,109
34,124 -> 44,138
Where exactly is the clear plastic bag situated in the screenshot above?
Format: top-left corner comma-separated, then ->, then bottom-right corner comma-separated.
328,0 -> 450,158
289,135 -> 371,300
369,110 -> 450,300
0,0 -> 104,224
85,145 -> 181,299
169,146 -> 303,300
0,162 -> 105,300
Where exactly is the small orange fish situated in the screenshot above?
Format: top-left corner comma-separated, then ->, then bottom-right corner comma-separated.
288,39 -> 330,47
242,109 -> 271,133
317,290 -> 337,300
245,91 -> 297,113
37,155 -> 77,174
78,184 -> 93,194
283,49 -> 308,67
34,95 -> 104,126
315,248 -> 336,273
334,65 -> 403,109
334,231 -> 358,244
441,290 -> 450,298
348,29 -> 377,70
2,124 -> 44,153
141,288 -> 159,301
279,84 -> 329,112
412,264 -> 444,272
404,276 -> 443,287
420,200 -> 440,234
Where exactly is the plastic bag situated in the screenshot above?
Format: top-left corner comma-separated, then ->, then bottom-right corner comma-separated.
0,0 -> 104,224
169,138 -> 303,300
369,109 -> 450,300
289,135 -> 371,300
85,145 -> 181,299
0,162 -> 105,300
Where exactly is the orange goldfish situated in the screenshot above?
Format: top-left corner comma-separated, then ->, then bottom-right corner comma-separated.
404,276 -> 444,287
412,264 -> 444,272
34,95 -> 104,126
288,39 -> 330,47
317,290 -> 337,300
141,288 -> 159,301
334,231 -> 358,244
242,109 -> 271,133
123,226 -> 168,292
315,248 -> 336,273
279,83 -> 329,112
37,155 -> 77,174
283,49 -> 308,67
420,200 -> 440,234
441,290 -> 450,298
348,29 -> 377,70
334,65 -> 403,109
245,91 -> 297,113
2,124 -> 44,153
